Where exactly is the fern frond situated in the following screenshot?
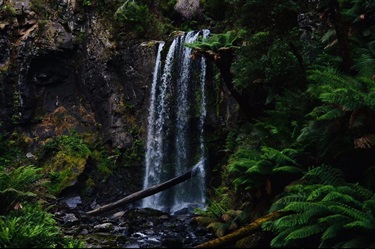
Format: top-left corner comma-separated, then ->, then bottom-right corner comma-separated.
328,204 -> 369,221
316,107 -> 346,120
269,192 -> 309,212
272,165 -> 303,174
245,161 -> 273,175
303,166 -> 345,185
269,228 -> 296,247
321,191 -> 362,208
306,184 -> 335,201
284,201 -> 329,213
344,220 -> 375,230
272,213 -> 310,229
319,214 -> 351,225
353,54 -> 375,78
227,159 -> 257,172
321,223 -> 346,240
285,224 -> 325,240
363,198 -> 375,214
232,176 -> 262,189
29,178 -> 50,189
349,183 -> 375,200
320,28 -> 336,43
260,146 -> 297,165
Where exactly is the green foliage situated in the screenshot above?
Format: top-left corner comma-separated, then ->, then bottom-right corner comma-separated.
307,66 -> 375,112
193,188 -> 252,237
0,204 -> 84,248
227,146 -> 303,192
296,63 -> 375,162
250,88 -> 313,149
185,29 -> 246,52
0,164 -> 84,248
352,40 -> 375,78
0,133 -> 25,167
41,134 -> 91,195
41,133 -> 90,158
195,187 -> 233,219
232,30 -> 304,91
0,165 -> 50,215
0,3 -> 17,16
263,166 -> 375,248
114,0 -> 164,38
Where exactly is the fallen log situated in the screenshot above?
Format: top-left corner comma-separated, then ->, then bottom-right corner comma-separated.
193,211 -> 285,248
86,165 -> 202,215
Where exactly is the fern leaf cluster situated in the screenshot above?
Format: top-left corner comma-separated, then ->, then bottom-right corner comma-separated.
263,165 -> 375,248
297,63 -> 375,161
227,146 -> 303,192
185,29 -> 246,52
0,165 -> 49,215
0,203 -> 84,248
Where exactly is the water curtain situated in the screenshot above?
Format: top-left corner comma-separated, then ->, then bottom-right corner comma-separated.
143,30 -> 210,214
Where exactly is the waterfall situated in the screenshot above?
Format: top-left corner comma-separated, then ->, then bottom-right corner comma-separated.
142,30 -> 210,214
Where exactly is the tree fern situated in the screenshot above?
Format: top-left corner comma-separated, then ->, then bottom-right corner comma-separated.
227,146 -> 303,193
262,166 -> 375,248
185,29 -> 245,52
307,66 -> 372,111
300,63 -> 375,160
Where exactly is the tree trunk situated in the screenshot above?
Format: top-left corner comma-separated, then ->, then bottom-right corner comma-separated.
86,169 -> 198,215
328,0 -> 353,73
193,211 -> 285,248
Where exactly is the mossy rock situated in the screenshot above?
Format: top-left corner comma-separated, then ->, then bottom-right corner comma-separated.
42,135 -> 91,195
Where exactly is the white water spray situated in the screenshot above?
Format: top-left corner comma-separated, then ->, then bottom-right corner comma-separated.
142,30 -> 210,214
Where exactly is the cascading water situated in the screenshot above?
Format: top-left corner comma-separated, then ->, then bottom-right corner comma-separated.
142,30 -> 210,214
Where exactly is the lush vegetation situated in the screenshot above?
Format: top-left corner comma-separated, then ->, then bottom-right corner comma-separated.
0,164 -> 84,248
1,0 -> 375,247
190,0 -> 375,247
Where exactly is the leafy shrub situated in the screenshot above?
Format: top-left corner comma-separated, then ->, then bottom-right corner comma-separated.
114,0 -> 161,37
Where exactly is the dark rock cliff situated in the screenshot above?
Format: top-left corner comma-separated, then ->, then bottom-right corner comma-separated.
0,0 -> 238,206
0,0 -> 158,200
1,0 -> 156,148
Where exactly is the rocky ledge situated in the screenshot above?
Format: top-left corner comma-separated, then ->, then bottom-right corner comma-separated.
55,195 -> 215,248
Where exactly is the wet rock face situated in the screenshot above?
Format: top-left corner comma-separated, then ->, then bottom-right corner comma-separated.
0,0 -> 156,150
0,0 -> 157,202
174,0 -> 202,20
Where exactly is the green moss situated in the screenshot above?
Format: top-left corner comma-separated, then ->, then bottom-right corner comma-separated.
0,4 -> 17,16
41,134 -> 91,195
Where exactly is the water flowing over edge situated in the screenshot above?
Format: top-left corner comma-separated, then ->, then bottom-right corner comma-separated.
142,30 -> 210,214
